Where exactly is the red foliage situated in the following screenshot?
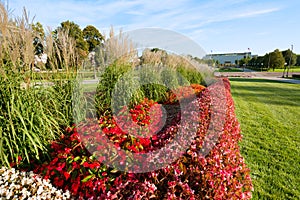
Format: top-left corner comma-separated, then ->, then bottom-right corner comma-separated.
166,83 -> 206,104
32,78 -> 253,199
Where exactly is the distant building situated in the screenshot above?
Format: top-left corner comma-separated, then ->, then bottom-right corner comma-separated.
204,52 -> 252,66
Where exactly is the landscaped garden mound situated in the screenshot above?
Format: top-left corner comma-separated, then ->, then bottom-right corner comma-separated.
24,78 -> 253,199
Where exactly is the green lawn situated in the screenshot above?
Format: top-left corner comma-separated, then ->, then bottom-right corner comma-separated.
230,78 -> 300,200
268,67 -> 300,73
82,83 -> 98,92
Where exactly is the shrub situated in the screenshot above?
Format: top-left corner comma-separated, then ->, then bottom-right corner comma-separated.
0,2 -> 80,168
165,83 -> 206,104
95,62 -> 141,116
95,61 -> 209,118
0,75 -> 76,167
176,65 -> 204,85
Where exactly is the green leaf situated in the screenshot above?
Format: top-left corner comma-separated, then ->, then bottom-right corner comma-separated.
88,168 -> 95,174
81,174 -> 95,183
71,170 -> 78,180
74,156 -> 81,162
80,157 -> 87,165
110,169 -> 118,173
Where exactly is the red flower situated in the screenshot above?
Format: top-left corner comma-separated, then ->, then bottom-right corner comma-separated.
83,162 -> 90,168
66,126 -> 72,133
139,138 -> 151,147
50,157 -> 59,165
54,177 -> 64,187
168,181 -> 177,187
127,145 -> 139,153
71,178 -> 80,194
64,148 -> 72,154
18,156 -> 22,161
63,171 -> 71,180
56,162 -> 66,171
151,135 -> 158,141
72,161 -> 79,169
89,162 -> 100,169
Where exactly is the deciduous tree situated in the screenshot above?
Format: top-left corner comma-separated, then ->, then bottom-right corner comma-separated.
282,49 -> 297,67
55,20 -> 88,63
296,55 -> 300,66
269,49 -> 285,71
282,49 -> 297,77
32,22 -> 45,55
83,25 -> 104,52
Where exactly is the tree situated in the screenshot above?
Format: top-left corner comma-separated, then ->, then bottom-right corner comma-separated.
58,21 -> 83,40
296,55 -> 300,66
32,21 -> 45,38
254,56 -> 264,70
235,60 -> 238,66
31,22 -> 45,55
248,56 -> 256,69
83,25 -> 104,52
282,49 -> 297,77
269,49 -> 285,71
262,54 -> 270,70
282,49 -> 297,67
55,20 -> 88,63
238,56 -> 250,68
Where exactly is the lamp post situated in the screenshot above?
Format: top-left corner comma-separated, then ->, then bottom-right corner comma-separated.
286,44 -> 293,78
282,63 -> 286,78
268,53 -> 271,71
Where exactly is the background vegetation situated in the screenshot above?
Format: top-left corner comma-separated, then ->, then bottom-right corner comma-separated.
0,3 -> 77,167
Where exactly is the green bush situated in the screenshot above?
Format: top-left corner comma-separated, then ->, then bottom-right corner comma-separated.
95,62 -> 137,116
0,1 -> 83,168
0,72 -> 76,167
95,62 -> 209,117
176,65 -> 205,86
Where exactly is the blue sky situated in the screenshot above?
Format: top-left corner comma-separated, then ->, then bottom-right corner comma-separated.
5,0 -> 300,56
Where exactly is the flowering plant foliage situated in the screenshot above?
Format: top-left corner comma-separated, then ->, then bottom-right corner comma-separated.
166,83 -> 206,104
30,78 -> 252,199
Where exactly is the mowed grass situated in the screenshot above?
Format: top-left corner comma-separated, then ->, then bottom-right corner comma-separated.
230,78 -> 300,200
269,67 -> 300,73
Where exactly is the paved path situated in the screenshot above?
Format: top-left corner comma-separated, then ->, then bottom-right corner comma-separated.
82,79 -> 99,84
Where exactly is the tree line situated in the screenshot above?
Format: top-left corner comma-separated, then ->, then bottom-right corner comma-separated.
238,48 -> 299,74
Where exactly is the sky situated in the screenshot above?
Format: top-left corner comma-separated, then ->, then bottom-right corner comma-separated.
4,0 -> 300,56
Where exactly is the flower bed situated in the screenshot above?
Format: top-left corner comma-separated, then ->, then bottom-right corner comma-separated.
5,78 -> 253,199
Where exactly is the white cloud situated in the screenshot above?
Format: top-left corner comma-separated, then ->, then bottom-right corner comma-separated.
235,8 -> 280,18
8,0 -> 281,30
